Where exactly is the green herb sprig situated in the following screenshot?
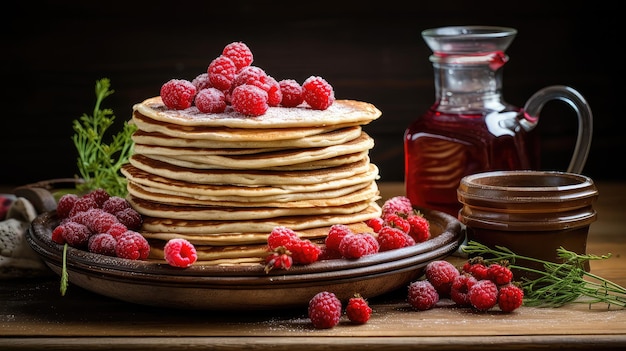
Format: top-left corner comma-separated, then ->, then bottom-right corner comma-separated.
72,78 -> 136,197
462,240 -> 626,309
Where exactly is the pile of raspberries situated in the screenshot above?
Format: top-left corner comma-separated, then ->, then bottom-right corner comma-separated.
160,41 -> 335,116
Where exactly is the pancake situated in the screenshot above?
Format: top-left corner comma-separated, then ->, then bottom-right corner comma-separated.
139,203 -> 382,235
128,154 -> 373,186
132,110 -> 362,142
121,163 -> 380,198
135,97 -> 382,129
141,221 -> 374,246
127,180 -> 380,208
134,132 -> 374,170
128,195 -> 375,221
131,126 -> 363,149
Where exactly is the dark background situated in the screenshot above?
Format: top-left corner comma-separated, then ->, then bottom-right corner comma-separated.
2,0 -> 622,187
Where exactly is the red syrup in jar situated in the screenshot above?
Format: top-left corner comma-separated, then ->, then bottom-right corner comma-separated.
404,108 -> 540,217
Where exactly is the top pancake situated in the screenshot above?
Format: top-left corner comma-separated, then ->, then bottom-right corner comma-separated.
134,97 -> 382,129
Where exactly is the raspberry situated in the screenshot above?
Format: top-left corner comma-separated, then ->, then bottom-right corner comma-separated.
384,213 -> 411,233
115,207 -> 143,230
487,263 -> 514,285
51,225 -> 67,244
102,196 -> 130,214
264,246 -> 293,273
381,196 -> 414,219
425,260 -> 460,296
365,217 -> 384,233
302,76 -> 334,110
66,211 -> 90,226
308,291 -> 342,329
338,233 -> 375,259
58,221 -> 91,248
278,79 -> 303,107
285,239 -> 321,265
468,279 -> 499,311
56,193 -> 79,219
377,226 -> 409,251
497,284 -> 524,312
318,246 -> 343,261
346,293 -> 372,324
160,79 -> 196,110
231,66 -> 268,91
208,55 -> 237,91
191,72 -> 213,91
407,214 -> 430,243
106,222 -> 128,239
325,224 -> 353,252
163,238 -> 197,268
361,233 -> 380,254
88,233 -> 117,256
222,41 -> 253,71
267,226 -> 299,250
68,196 -> 98,217
231,84 -> 268,116
264,76 -> 282,107
463,260 -> 490,281
195,87 -> 227,113
407,280 -> 439,310
85,208 -> 119,233
450,273 -> 478,307
115,230 -> 150,260
84,188 -> 110,207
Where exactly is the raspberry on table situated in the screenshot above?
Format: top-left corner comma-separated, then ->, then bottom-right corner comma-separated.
160,79 -> 197,110
425,260 -> 460,297
56,193 -> 79,219
115,230 -> 150,260
208,55 -> 237,91
285,239 -> 321,265
222,41 -> 253,71
487,263 -> 514,285
267,226 -> 300,250
102,196 -> 131,214
115,207 -> 143,230
163,238 -> 197,268
450,273 -> 478,307
346,293 -> 372,324
308,291 -> 342,329
88,233 -> 117,257
407,280 -> 439,310
195,87 -> 227,113
278,79 -> 304,107
231,84 -> 269,116
463,260 -> 490,281
497,283 -> 524,312
325,224 -> 353,252
302,76 -> 335,110
468,279 -> 499,311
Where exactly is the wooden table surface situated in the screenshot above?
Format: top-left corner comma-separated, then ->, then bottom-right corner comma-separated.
1,181 -> 626,350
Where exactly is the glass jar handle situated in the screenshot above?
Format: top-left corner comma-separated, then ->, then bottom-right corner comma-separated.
522,85 -> 593,174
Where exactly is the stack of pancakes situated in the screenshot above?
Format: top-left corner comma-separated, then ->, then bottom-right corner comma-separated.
122,96 -> 383,265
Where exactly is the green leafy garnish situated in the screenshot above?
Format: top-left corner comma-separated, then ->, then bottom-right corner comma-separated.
462,240 -> 626,308
72,78 -> 136,197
